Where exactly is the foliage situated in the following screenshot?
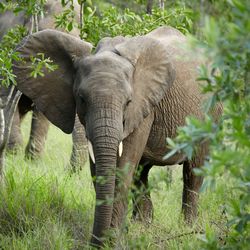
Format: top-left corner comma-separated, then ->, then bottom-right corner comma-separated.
0,26 -> 27,86
0,1 -> 195,86
55,0 -> 94,38
0,1 -> 58,87
29,53 -> 58,79
0,0 -> 49,87
55,0 -> 78,33
0,0 -> 47,16
166,0 -> 250,248
0,114 -> 232,249
82,6 -> 194,46
95,0 -> 147,13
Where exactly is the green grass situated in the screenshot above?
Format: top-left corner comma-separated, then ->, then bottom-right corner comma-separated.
0,115 -> 233,249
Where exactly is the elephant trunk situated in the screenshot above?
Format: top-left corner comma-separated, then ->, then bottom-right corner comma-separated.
87,103 -> 122,247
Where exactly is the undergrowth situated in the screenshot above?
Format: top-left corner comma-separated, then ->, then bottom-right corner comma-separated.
0,115 -> 233,249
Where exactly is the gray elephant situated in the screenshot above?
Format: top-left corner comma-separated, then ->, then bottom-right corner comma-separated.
7,93 -> 87,168
13,26 -> 222,247
0,0 -> 88,167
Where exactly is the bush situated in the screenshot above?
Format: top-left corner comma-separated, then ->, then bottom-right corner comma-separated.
167,0 -> 250,248
82,6 -> 194,46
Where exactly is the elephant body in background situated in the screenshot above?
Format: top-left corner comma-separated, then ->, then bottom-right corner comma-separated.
13,26 -> 222,246
7,93 -> 87,168
0,0 -> 88,166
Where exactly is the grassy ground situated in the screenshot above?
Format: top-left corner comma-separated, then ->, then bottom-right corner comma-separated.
0,115 -> 232,249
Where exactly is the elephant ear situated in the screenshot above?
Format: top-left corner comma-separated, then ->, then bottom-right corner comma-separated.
115,36 -> 176,137
13,29 -> 92,133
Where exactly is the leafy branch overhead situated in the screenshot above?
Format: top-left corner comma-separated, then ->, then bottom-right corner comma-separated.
0,26 -> 27,86
55,0 -> 94,36
0,0 -> 47,16
0,32 -> 58,87
82,6 -> 193,45
0,2 -> 59,87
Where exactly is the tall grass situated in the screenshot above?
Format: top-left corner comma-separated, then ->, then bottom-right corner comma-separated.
0,115 -> 232,249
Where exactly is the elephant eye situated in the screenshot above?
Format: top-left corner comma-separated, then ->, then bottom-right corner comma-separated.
77,95 -> 87,112
113,49 -> 121,56
78,92 -> 86,104
77,96 -> 87,118
78,95 -> 84,104
80,96 -> 85,104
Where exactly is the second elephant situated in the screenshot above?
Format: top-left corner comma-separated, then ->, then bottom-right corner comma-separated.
0,0 -> 88,167
8,94 -> 87,169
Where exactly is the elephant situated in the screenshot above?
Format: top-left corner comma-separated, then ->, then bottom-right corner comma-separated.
0,0 -> 88,167
7,92 -> 87,168
13,26 -> 222,247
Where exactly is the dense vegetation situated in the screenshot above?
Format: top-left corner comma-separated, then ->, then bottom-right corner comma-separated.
0,115 -> 232,249
167,1 -> 250,248
0,0 -> 249,249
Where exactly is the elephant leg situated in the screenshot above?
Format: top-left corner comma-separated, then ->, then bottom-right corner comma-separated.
70,115 -> 88,171
132,162 -> 153,224
182,157 -> 204,224
7,107 -> 23,152
8,94 -> 33,153
111,114 -> 154,229
25,108 -> 49,159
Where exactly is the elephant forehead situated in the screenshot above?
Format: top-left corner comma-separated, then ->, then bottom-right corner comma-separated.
76,70 -> 132,100
76,53 -> 133,97
79,72 -> 131,96
80,51 -> 132,74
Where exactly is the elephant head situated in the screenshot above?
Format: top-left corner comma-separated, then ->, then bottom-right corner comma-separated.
13,28 -> 176,246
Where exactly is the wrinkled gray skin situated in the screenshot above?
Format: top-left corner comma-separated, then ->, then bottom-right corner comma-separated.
13,26 -> 222,247
0,0 -> 88,166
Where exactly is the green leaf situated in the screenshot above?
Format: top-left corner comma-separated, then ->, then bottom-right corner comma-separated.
0,2 -> 5,11
86,7 -> 93,13
86,0 -> 92,6
67,22 -> 73,31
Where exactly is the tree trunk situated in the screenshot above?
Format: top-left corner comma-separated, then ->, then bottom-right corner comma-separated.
158,0 -> 164,9
0,86 -> 22,177
79,2 -> 84,39
146,0 -> 154,14
7,107 -> 23,152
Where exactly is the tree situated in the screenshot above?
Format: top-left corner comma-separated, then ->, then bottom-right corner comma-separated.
146,0 -> 153,14
158,0 -> 164,10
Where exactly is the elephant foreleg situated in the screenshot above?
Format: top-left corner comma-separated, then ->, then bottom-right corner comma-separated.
25,108 -> 49,159
182,156 -> 204,224
132,163 -> 153,224
111,114 -> 154,229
